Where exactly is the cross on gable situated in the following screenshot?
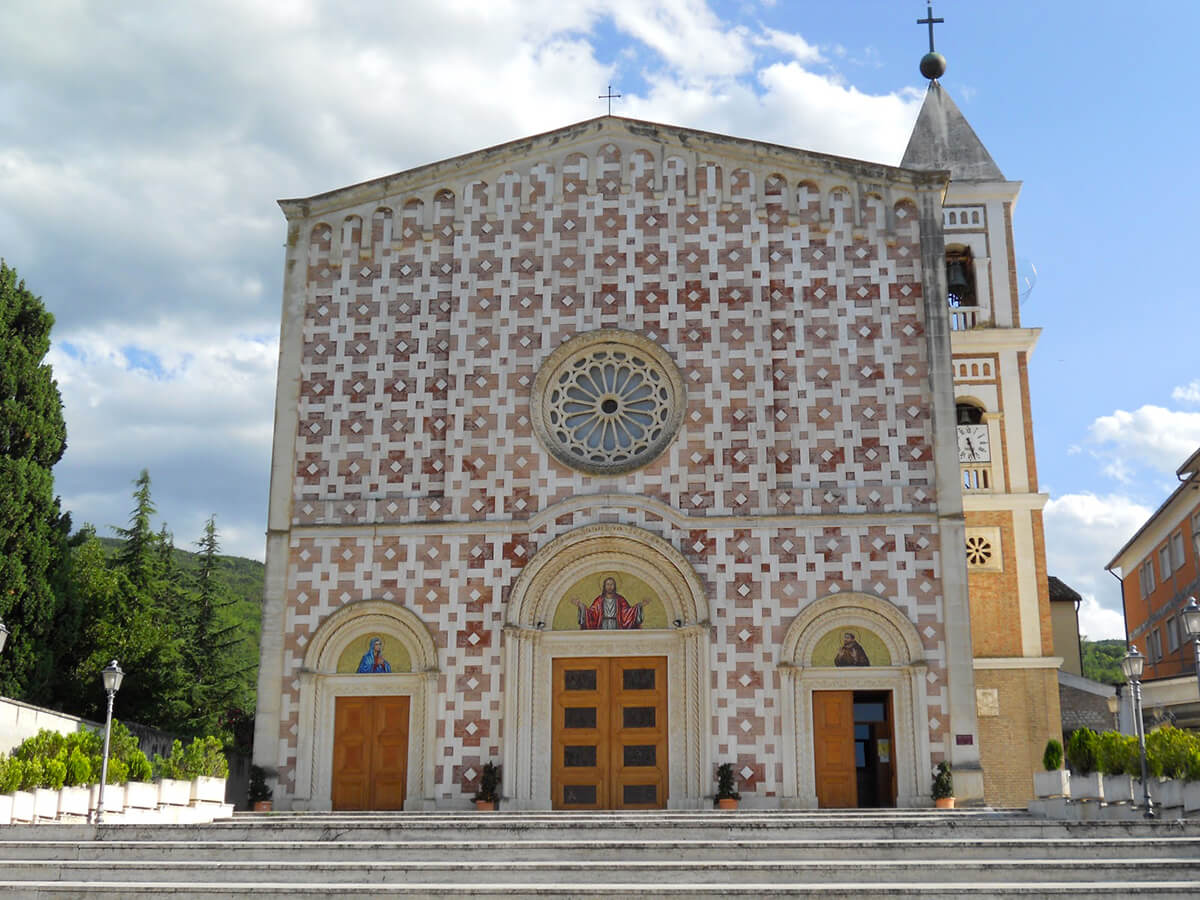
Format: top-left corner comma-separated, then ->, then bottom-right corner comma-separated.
598,85 -> 622,116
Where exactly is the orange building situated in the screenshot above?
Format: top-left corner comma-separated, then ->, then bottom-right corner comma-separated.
1106,448 -> 1200,727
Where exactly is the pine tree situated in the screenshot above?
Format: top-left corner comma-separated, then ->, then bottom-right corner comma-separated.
72,473 -> 188,729
113,469 -> 157,590
187,515 -> 254,737
0,260 -> 71,701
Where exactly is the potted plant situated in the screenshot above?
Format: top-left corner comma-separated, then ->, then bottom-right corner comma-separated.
1097,730 -> 1136,804
182,737 -> 230,805
715,762 -> 741,810
1034,738 -> 1069,798
1065,728 -> 1103,801
248,765 -> 273,812
931,761 -> 954,809
153,740 -> 193,807
473,762 -> 500,811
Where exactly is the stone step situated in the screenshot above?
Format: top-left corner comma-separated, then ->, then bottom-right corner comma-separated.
0,857 -> 1195,885
13,811 -> 1196,844
1,880 -> 1196,898
0,836 -> 1198,862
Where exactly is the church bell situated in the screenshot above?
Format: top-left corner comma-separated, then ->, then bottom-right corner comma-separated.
946,257 -> 972,302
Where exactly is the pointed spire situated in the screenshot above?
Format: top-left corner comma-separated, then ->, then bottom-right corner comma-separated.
901,82 -> 1005,182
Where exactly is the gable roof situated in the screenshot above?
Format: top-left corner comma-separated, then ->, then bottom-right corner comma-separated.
280,115 -> 949,217
901,82 -> 1005,182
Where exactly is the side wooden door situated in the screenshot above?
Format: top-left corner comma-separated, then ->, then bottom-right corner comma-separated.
812,690 -> 856,808
332,695 -> 410,810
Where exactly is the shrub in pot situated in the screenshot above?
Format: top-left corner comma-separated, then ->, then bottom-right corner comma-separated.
472,762 -> 501,810
715,762 -> 741,810
1065,728 -> 1102,800
153,740 -> 193,805
1097,730 -> 1137,803
1034,739 -> 1069,798
931,761 -> 954,809
248,765 -> 273,812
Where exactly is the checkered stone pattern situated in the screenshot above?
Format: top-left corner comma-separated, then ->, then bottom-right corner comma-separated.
276,138 -> 951,799
292,148 -> 933,526
275,506 -> 948,798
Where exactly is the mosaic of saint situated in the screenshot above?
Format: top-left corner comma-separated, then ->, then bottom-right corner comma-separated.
811,626 -> 890,668
551,572 -> 667,631
336,634 -> 412,673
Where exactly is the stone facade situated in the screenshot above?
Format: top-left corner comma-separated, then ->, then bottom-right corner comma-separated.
252,111 -> 1055,810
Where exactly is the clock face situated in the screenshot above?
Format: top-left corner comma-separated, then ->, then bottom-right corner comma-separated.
957,424 -> 990,462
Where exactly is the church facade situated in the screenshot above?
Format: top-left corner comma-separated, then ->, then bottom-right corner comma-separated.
254,90 -> 1058,810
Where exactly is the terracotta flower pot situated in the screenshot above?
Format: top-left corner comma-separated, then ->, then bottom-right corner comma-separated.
252,800 -> 273,812
934,797 -> 955,809
717,797 -> 738,810
475,799 -> 496,811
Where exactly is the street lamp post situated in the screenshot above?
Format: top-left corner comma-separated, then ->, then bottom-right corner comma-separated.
1181,596 -> 1200,687
1121,645 -> 1155,819
94,660 -> 125,825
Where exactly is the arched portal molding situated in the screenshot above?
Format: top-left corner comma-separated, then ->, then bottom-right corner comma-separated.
781,592 -> 925,668
778,592 -> 931,810
304,599 -> 439,674
502,524 -> 711,809
505,523 -> 710,628
293,599 -> 439,813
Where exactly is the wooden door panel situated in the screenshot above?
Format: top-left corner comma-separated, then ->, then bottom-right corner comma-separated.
372,696 -> 410,811
332,697 -> 371,810
552,659 -> 608,810
332,695 -> 410,811
813,690 -> 856,809
552,656 -> 668,810
610,657 -> 667,810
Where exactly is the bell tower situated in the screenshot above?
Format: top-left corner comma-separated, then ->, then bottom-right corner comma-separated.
901,16 -> 1061,806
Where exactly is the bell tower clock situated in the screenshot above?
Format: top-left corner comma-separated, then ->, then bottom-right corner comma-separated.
956,424 -> 990,463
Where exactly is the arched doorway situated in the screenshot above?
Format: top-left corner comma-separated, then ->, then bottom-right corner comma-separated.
290,600 -> 439,810
779,593 -> 931,808
502,524 -> 711,810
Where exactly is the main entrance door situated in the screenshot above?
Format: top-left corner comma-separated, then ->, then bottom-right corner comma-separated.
551,656 -> 668,810
332,695 -> 410,810
813,690 -> 896,808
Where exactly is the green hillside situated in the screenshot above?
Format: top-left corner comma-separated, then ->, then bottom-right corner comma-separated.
1082,638 -> 1128,686
95,536 -> 264,613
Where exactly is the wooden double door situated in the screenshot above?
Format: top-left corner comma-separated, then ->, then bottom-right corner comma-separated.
813,690 -> 896,808
332,695 -> 410,810
551,656 -> 669,810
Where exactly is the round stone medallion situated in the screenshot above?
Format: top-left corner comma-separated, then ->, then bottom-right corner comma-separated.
531,330 -> 685,475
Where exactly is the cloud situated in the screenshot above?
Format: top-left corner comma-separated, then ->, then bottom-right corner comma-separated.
47,322 -> 277,559
752,28 -> 823,64
1044,492 -> 1154,640
2,0 -> 929,565
1088,405 -> 1200,478
1173,380 -> 1200,405
1077,594 -> 1127,644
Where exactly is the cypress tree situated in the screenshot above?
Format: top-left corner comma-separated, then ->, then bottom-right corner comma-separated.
0,261 -> 71,701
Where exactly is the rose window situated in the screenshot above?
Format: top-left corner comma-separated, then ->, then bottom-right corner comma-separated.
532,330 -> 685,474
965,535 -> 993,567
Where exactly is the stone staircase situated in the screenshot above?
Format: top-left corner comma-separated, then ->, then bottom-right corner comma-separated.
0,808 -> 1198,897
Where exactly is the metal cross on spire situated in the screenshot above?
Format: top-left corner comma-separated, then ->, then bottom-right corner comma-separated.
598,85 -> 622,116
917,2 -> 944,53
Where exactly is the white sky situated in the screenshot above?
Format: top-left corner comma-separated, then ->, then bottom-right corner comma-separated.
4,1 -> 1199,640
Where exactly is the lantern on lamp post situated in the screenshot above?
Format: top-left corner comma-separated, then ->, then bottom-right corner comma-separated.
1181,596 -> 1200,688
1121,645 -> 1155,819
94,660 -> 125,824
